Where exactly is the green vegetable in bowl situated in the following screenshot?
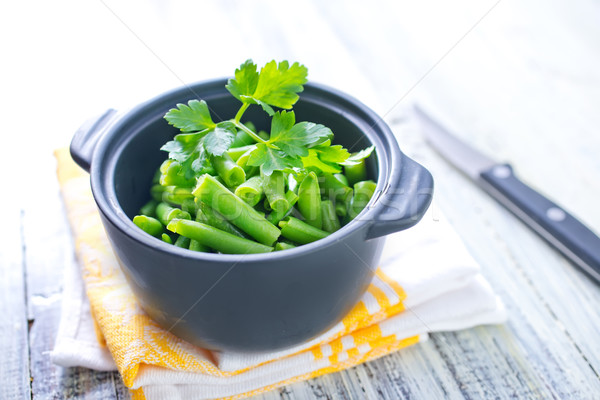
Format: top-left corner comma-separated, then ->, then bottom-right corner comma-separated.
132,60 -> 376,253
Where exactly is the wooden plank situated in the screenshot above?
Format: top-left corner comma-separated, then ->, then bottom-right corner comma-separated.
0,205 -> 31,399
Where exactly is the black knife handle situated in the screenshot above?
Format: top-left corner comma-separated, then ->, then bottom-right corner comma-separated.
480,164 -> 600,282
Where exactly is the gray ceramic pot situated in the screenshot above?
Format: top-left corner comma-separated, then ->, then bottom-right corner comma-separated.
70,79 -> 433,352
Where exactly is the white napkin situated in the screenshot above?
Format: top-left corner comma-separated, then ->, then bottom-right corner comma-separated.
52,209 -> 506,399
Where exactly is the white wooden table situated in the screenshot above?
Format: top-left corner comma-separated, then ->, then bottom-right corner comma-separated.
2,0 -> 600,398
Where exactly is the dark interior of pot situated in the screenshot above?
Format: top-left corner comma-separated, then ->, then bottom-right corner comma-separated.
112,91 -> 380,219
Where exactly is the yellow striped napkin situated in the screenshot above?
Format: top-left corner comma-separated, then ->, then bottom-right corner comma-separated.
52,148 -> 506,400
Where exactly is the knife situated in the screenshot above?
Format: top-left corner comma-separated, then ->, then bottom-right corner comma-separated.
414,105 -> 600,283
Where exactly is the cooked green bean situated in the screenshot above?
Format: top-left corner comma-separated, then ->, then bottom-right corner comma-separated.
160,160 -> 196,187
278,217 -> 329,244
189,239 -> 209,252
349,180 -> 377,218
333,173 -> 349,186
275,241 -> 296,251
335,201 -> 347,217
174,235 -> 191,248
344,159 -> 367,186
156,202 -> 191,226
168,219 -> 273,254
227,144 -> 256,161
195,200 -> 247,238
320,174 -> 353,203
231,129 -> 255,147
151,184 -> 165,202
267,190 -> 299,225
133,215 -> 163,237
161,233 -> 173,244
139,199 -> 158,218
234,176 -> 264,206
263,171 -> 289,213
321,200 -> 341,233
161,186 -> 194,206
193,174 -> 281,246
213,153 -> 246,187
297,171 -> 322,229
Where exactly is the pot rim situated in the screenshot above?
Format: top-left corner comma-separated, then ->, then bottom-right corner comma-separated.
90,79 -> 403,263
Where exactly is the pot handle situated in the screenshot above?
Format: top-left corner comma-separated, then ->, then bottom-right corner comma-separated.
366,156 -> 434,239
70,109 -> 119,172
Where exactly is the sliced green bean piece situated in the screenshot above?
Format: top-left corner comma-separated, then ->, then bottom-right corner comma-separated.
133,215 -> 163,237
275,242 -> 296,251
152,168 -> 161,184
321,200 -> 341,233
189,239 -> 209,252
168,219 -> 273,254
344,160 -> 367,186
151,184 -> 165,202
231,129 -> 255,147
320,174 -> 353,203
335,201 -> 347,218
162,186 -> 194,206
174,235 -> 191,248
193,174 -> 281,246
160,160 -> 196,187
349,180 -> 377,218
156,202 -> 191,226
161,233 -> 173,244
298,171 -> 322,229
267,190 -> 299,225
333,173 -> 349,186
213,153 -> 246,187
234,176 -> 264,206
139,199 -> 158,218
263,171 -> 289,213
195,200 -> 247,238
278,217 -> 329,244
227,144 -> 256,161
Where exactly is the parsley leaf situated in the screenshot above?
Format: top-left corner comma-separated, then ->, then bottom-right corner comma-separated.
268,111 -> 332,158
164,100 -> 216,132
247,143 -> 302,176
226,60 -> 259,102
301,149 -> 342,174
341,145 -> 375,166
160,132 -> 212,179
226,59 -> 308,111
203,121 -> 237,156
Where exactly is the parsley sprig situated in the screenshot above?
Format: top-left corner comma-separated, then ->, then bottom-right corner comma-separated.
161,59 -> 373,177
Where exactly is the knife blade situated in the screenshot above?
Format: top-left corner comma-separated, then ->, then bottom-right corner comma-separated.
414,105 -> 600,283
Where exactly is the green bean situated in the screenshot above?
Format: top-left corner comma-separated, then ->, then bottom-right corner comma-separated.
297,171 -> 322,229
267,190 -> 299,225
275,241 -> 296,251
333,173 -> 349,186
133,215 -> 163,237
193,174 -> 281,246
174,235 -> 191,248
234,176 -> 264,206
258,130 -> 269,141
349,180 -> 377,218
181,198 -> 197,214
344,159 -> 367,186
151,184 -> 165,202
335,201 -> 347,217
278,217 -> 329,244
227,145 -> 256,161
189,239 -> 209,252
161,186 -> 194,206
320,174 -> 353,203
321,200 -> 341,233
194,199 -> 247,238
139,199 -> 158,218
168,219 -> 273,254
161,233 -> 173,244
160,160 -> 196,187
213,153 -> 246,187
152,168 -> 161,184
231,129 -> 255,147
263,171 -> 289,213
156,202 -> 191,226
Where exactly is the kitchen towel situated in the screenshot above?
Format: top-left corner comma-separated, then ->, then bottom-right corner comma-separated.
51,147 -> 506,400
